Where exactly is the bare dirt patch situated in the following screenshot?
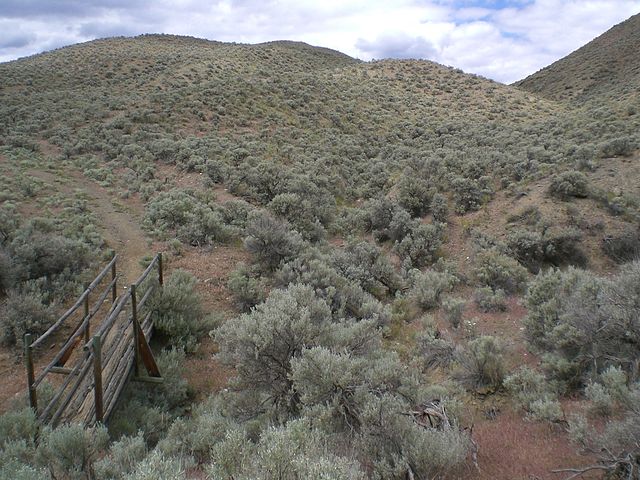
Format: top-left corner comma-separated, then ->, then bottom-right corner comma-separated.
28,168 -> 151,284
462,406 -> 598,480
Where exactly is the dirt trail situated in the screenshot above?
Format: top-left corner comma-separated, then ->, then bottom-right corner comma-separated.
29,169 -> 149,284
0,168 -> 153,413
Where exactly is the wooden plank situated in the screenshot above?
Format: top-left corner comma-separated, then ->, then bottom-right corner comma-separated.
136,284 -> 155,311
111,258 -> 117,302
134,255 -> 159,288
136,317 -> 161,377
94,291 -> 130,340
49,366 -> 74,375
92,336 -> 104,423
42,353 -> 91,425
30,291 -> 87,349
24,334 -> 37,411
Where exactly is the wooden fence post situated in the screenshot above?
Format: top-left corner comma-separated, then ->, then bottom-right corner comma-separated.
130,284 -> 140,377
157,252 -> 163,287
92,335 -> 104,423
83,288 -> 90,344
23,334 -> 37,411
111,258 -> 117,303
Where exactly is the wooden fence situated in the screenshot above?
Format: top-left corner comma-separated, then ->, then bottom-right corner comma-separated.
24,253 -> 164,427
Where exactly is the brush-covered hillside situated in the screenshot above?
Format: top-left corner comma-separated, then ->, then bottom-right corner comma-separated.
1,29 -> 639,480
515,13 -> 640,104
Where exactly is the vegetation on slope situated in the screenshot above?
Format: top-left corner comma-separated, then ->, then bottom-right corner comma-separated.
1,26 -> 640,479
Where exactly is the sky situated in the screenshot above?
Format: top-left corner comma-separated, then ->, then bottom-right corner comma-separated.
1,0 -> 639,83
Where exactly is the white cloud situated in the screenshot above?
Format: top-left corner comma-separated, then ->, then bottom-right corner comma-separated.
1,0 -> 639,82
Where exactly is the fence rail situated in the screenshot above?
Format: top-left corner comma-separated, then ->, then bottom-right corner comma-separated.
24,253 -> 163,427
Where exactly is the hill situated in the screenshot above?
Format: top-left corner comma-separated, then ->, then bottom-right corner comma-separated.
515,13 -> 640,104
0,32 -> 639,480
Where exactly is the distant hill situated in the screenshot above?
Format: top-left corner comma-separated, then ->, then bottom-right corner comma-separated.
515,13 -> 640,103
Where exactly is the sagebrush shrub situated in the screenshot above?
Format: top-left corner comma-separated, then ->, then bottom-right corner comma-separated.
602,228 -> 640,263
473,249 -> 528,294
215,284 -> 334,419
548,170 -> 589,199
36,424 -> 109,479
455,336 -> 505,390
408,269 -> 457,310
474,287 -> 507,312
332,241 -> 401,298
244,211 -> 303,272
442,297 -> 465,328
0,249 -> 15,295
396,170 -> 434,217
227,264 -> 267,312
599,136 -> 633,157
394,223 -> 444,269
149,270 -> 206,352
524,262 -> 640,389
0,289 -> 55,347
94,433 -> 147,480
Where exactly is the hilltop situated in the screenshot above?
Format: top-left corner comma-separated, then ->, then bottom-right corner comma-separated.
515,13 -> 640,103
1,27 -> 639,480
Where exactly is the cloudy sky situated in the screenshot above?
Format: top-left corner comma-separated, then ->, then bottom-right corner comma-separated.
1,0 -> 639,83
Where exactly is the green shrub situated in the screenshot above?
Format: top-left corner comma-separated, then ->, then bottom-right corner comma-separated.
599,136 -> 633,157
274,251 -> 391,325
473,249 -> 528,294
144,189 -> 232,245
474,287 -> 507,312
0,249 -> 15,295
10,219 -> 90,282
455,336 -> 505,391
602,228 -> 640,263
227,264 -> 267,312
417,328 -> 456,369
548,170 -> 589,199
0,408 -> 39,448
504,367 -> 547,404
207,419 -> 364,480
331,241 -> 401,298
215,284 -> 333,420
148,270 -> 206,352
507,227 -> 586,273
220,199 -> 253,230
585,382 -> 613,416
36,424 -> 109,479
524,262 -> 640,388
268,192 -> 326,241
156,397 -> 236,463
430,193 -> 449,223
94,434 -> 147,480
0,461 -> 48,480
408,269 -> 457,310
442,297 -> 465,329
356,396 -> 469,479
451,176 -> 492,214
0,289 -> 55,347
394,223 -> 444,269
123,450 -> 185,480
243,211 -> 303,272
109,349 -> 190,443
396,170 -> 434,217
527,398 -> 563,423
366,198 -> 415,243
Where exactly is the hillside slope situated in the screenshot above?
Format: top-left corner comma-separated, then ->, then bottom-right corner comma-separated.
1,32 -> 640,480
515,13 -> 640,103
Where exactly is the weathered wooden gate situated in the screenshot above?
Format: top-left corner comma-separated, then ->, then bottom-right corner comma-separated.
23,253 -> 164,427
